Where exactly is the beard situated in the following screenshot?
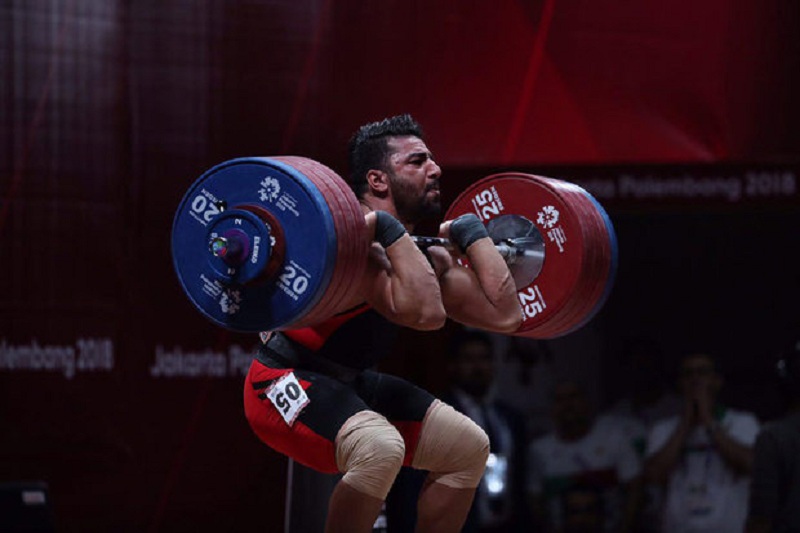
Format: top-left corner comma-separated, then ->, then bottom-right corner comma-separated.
388,173 -> 441,224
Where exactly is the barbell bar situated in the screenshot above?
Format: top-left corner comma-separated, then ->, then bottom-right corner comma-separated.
171,156 -> 617,337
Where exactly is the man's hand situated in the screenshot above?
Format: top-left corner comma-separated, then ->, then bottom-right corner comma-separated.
694,383 -> 714,427
684,382 -> 713,428
432,214 -> 521,333
362,211 -> 446,331
368,211 -> 407,248
444,213 -> 489,253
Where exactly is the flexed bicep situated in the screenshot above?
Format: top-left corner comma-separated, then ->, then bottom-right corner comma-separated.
436,215 -> 522,333
363,212 -> 445,330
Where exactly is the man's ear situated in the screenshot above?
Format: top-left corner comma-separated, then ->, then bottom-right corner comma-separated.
366,169 -> 390,195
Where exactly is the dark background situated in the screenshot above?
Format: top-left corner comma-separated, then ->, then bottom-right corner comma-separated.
2,1 -> 799,531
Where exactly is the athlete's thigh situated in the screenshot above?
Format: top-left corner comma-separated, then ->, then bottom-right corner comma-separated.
244,355 -> 368,473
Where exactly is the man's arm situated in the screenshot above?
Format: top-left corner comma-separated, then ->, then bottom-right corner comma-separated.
362,211 -> 446,330
428,214 -> 522,333
644,417 -> 692,485
707,422 -> 755,476
696,387 -> 756,476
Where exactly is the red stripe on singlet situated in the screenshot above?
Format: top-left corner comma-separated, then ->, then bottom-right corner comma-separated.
282,304 -> 371,351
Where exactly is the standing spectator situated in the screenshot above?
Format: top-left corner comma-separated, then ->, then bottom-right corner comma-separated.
600,337 -> 681,532
746,340 -> 800,533
605,337 -> 682,454
645,351 -> 760,532
385,329 -> 528,533
529,380 -> 642,533
442,329 -> 529,533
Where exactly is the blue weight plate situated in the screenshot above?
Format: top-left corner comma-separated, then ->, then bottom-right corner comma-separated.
171,157 -> 337,332
205,208 -> 272,285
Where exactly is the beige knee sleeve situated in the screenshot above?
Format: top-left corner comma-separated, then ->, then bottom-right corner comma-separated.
411,400 -> 489,489
335,410 -> 405,500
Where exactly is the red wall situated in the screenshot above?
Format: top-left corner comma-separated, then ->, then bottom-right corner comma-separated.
1,1 -> 799,530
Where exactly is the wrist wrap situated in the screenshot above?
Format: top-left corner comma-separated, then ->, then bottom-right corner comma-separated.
449,213 -> 488,253
374,211 -> 406,247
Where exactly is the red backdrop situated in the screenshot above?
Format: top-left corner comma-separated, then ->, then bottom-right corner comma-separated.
1,1 -> 799,530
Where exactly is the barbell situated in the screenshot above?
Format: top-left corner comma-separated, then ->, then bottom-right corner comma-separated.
171,156 -> 618,338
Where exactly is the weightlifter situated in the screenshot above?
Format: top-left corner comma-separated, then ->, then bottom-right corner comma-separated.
243,114 -> 522,532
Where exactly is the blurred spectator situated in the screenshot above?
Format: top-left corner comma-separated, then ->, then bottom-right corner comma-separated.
384,329 -> 528,533
645,352 -> 759,532
441,329 -> 529,533
529,380 -> 642,533
746,340 -> 800,533
599,337 -> 681,532
606,337 -> 682,452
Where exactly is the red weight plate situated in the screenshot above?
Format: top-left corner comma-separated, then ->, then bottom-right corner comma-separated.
520,176 -> 606,338
523,182 -> 607,338
293,162 -> 352,325
301,163 -> 361,324
264,159 -> 330,327
445,173 -> 592,334
521,180 -> 603,338
276,156 -> 368,326
310,158 -> 369,312
556,185 -> 616,336
273,156 -> 354,327
560,182 -> 613,334
554,185 -> 612,336
515,184 -> 581,338
297,157 -> 368,320
305,165 -> 356,323
534,179 -> 612,338
536,182 -> 601,336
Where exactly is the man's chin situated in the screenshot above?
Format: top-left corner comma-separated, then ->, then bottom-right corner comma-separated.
422,201 -> 441,218
397,200 -> 440,224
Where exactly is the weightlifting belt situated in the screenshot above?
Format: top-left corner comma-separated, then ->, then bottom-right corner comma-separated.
258,332 -> 362,383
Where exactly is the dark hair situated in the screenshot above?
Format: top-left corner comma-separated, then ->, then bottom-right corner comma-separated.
680,351 -> 717,365
447,328 -> 493,360
347,114 -> 424,198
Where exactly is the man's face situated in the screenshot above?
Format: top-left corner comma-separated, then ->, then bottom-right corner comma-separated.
385,136 -> 441,223
552,382 -> 591,432
450,340 -> 494,399
679,354 -> 721,397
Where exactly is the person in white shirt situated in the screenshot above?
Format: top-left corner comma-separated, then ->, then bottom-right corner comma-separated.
528,380 -> 643,533
645,352 -> 760,532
